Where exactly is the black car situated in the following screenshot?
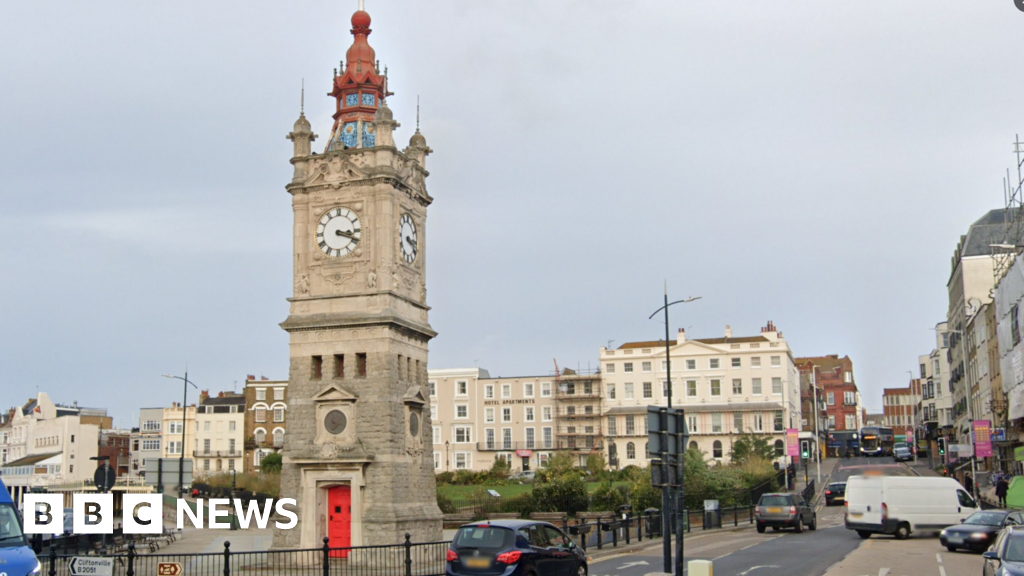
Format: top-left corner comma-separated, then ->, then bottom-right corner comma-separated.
755,493 -> 816,533
941,510 -> 1021,553
984,526 -> 1024,576
824,482 -> 847,506
447,520 -> 587,576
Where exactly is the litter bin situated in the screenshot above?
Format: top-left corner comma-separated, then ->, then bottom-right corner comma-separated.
703,500 -> 721,529
618,504 -> 633,520
644,508 -> 662,537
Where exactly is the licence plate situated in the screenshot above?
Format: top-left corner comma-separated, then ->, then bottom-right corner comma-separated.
465,558 -> 491,568
767,507 -> 782,513
849,512 -> 863,518
947,536 -> 963,543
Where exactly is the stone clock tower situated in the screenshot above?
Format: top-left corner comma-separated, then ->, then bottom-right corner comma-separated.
274,4 -> 442,549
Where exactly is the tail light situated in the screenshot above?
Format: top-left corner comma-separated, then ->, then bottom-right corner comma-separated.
789,506 -> 797,515
755,506 -> 762,514
496,551 -> 522,564
826,490 -> 832,495
447,549 -> 459,563
881,503 -> 888,521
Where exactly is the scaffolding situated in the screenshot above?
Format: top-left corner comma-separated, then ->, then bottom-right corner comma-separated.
553,360 -> 604,467
992,135 -> 1024,285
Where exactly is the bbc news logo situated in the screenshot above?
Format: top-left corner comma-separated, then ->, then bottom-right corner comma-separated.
23,494 -> 298,534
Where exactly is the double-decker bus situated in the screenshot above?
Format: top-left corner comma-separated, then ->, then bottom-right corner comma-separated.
859,426 -> 895,457
828,431 -> 861,458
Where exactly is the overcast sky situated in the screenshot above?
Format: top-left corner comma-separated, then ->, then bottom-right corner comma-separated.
2,1 -> 1022,425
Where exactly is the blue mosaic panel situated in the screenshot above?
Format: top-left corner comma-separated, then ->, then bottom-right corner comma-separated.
341,122 -> 358,148
362,93 -> 376,106
346,93 -> 358,107
363,123 -> 376,148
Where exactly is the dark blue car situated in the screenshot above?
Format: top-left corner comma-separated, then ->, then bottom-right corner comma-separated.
447,520 -> 587,576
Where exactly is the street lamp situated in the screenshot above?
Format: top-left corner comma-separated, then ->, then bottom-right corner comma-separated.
445,440 -> 450,472
162,370 -> 198,498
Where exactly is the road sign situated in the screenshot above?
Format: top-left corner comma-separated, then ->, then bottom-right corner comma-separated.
93,465 -> 116,493
158,562 -> 184,576
69,557 -> 114,576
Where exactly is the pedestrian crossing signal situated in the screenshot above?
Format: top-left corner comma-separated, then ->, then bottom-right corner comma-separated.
800,440 -> 810,459
938,438 -> 946,455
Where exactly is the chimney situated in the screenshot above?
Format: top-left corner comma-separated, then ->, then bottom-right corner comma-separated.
218,391 -> 225,398
247,374 -> 255,381
725,325 -> 733,338
677,328 -> 687,345
199,390 -> 210,404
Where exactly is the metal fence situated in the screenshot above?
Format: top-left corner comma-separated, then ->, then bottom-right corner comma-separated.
39,535 -> 449,576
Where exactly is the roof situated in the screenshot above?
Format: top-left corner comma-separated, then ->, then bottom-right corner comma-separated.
960,208 -> 1021,258
618,336 -> 768,349
3,452 -> 62,467
202,396 -> 246,406
795,355 -> 851,372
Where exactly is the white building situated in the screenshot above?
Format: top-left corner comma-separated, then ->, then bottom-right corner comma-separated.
130,407 -> 164,478
194,391 -> 245,475
600,321 -> 801,467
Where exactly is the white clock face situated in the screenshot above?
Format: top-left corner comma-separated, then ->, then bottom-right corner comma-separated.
399,213 -> 418,263
316,207 -> 361,258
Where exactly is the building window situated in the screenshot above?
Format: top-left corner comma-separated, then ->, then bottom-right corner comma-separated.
751,357 -> 761,368
333,354 -> 345,378
525,428 -> 536,449
624,362 -> 634,373
845,415 -> 856,430
542,406 -> 552,422
455,452 -> 471,470
433,452 -> 441,470
229,421 -> 236,432
485,408 -> 495,423
774,440 -> 784,457
624,383 -> 634,399
731,358 -> 741,368
502,407 -> 512,422
501,383 -> 512,398
484,385 -> 494,399
607,417 -> 617,436
626,415 -> 636,435
456,380 -> 468,396
687,380 -> 697,397
770,356 -> 781,368
203,421 -> 211,432
626,442 -> 636,460
686,359 -> 696,370
753,414 -> 764,432
454,427 -> 472,443
524,383 -> 534,397
142,440 -> 160,451
642,361 -> 652,372
541,382 -> 552,397
774,411 -> 784,431
733,413 -> 743,432
429,381 -> 436,397
845,391 -> 856,405
350,353 -> 364,377
711,413 -> 722,433
712,440 -> 723,459
751,378 -> 762,395
274,408 -> 284,422
827,393 -> 835,406
710,358 -> 720,369
256,388 -> 266,401
502,428 -> 513,450
168,422 -> 183,434
771,377 -> 782,395
608,385 -> 616,399
643,382 -> 653,398
431,404 -> 438,420
167,441 -> 182,455
484,429 -> 496,449
311,356 -> 323,379
525,407 -> 535,422
844,371 -> 852,383
711,379 -> 722,396
433,426 -> 441,444
828,415 -> 836,428
542,427 -> 553,448
456,404 -> 469,419
732,379 -> 742,395
606,363 -> 615,373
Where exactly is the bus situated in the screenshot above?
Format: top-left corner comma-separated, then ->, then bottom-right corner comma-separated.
829,431 -> 861,458
860,427 -> 895,457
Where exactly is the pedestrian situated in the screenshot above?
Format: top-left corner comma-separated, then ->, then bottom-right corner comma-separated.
998,475 -> 1010,508
965,472 -> 974,495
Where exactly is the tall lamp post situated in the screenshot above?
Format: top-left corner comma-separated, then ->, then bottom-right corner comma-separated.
648,287 -> 700,576
162,370 -> 197,497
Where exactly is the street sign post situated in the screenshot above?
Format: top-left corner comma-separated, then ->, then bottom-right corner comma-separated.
69,557 -> 114,576
648,406 -> 688,576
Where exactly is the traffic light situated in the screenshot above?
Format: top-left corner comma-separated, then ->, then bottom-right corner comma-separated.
938,438 -> 946,456
800,440 -> 810,459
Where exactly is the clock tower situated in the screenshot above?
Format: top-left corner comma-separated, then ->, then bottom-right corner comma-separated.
274,4 -> 442,549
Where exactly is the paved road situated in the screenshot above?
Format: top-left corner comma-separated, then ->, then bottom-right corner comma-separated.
590,456 -> 924,576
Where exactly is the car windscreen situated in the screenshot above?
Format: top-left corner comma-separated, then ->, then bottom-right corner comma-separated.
759,496 -> 792,507
1005,535 -> 1024,562
0,503 -> 26,548
453,526 -> 515,553
963,512 -> 1006,526
829,483 -> 846,490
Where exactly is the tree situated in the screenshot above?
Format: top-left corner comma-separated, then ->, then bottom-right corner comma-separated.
586,452 -> 608,478
490,457 -> 511,480
260,453 -> 283,473
729,432 -> 775,465
540,451 -> 576,481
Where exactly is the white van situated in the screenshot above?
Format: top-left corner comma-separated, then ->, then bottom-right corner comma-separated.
845,475 -> 978,539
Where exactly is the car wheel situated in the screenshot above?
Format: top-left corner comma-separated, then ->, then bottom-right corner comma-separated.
757,525 -> 765,534
794,518 -> 803,533
894,523 -> 910,540
809,514 -> 817,531
946,545 -> 956,552
857,530 -> 872,539
577,564 -> 587,576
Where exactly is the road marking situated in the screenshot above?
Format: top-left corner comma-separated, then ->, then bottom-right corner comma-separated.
939,567 -> 946,576
936,553 -> 942,563
736,565 -> 780,575
879,569 -> 890,576
617,561 -> 649,570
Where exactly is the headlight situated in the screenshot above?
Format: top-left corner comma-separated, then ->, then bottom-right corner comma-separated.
970,532 -> 990,539
940,529 -> 947,536
31,559 -> 42,574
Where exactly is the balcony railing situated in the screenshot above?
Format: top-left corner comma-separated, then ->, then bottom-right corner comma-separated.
193,450 -> 243,458
477,441 -> 555,452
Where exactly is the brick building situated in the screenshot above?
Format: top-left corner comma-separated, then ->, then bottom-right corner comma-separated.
243,376 -> 288,474
795,355 -> 862,432
883,379 -> 922,441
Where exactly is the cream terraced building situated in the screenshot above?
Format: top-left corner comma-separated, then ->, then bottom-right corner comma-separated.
600,321 -> 801,467
429,368 -> 561,473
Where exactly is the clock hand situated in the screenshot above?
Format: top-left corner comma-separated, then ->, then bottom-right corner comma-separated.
335,229 -> 357,240
405,236 -> 415,246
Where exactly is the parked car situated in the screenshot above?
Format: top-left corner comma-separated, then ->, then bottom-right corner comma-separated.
893,446 -> 913,462
447,520 -> 587,576
511,471 -> 536,482
941,510 -> 1021,553
825,482 -> 847,506
845,475 -> 978,540
0,478 -> 41,576
983,525 -> 1024,576
755,493 -> 816,533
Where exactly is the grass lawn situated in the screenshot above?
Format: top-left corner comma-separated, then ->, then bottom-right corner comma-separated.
438,481 -> 630,500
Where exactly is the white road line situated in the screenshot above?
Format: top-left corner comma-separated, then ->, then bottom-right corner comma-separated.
939,566 -> 947,576
879,569 -> 890,576
936,553 -> 942,563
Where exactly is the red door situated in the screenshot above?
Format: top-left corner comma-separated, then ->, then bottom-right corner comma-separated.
327,486 -> 352,558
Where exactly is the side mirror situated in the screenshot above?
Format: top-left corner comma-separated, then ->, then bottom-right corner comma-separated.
983,551 -> 999,561
960,519 -> 966,523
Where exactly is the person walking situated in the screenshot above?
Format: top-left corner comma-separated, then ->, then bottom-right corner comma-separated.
998,475 -> 1010,508
965,472 -> 974,496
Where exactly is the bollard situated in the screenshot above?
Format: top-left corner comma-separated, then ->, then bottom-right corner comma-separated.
48,540 -> 57,576
223,541 -> 231,576
127,542 -> 136,576
687,559 -> 713,576
734,506 -> 738,526
322,537 -> 331,576
404,533 -> 413,576
638,515 -> 643,542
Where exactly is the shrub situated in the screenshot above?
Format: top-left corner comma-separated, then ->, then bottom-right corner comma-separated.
437,491 -> 458,514
500,493 -> 535,517
629,469 -> 661,512
534,475 -> 589,516
590,480 -> 625,511
435,471 -> 456,485
260,453 -> 282,473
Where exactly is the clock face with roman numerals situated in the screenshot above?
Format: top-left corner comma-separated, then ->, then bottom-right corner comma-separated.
399,213 -> 417,264
316,207 -> 361,258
